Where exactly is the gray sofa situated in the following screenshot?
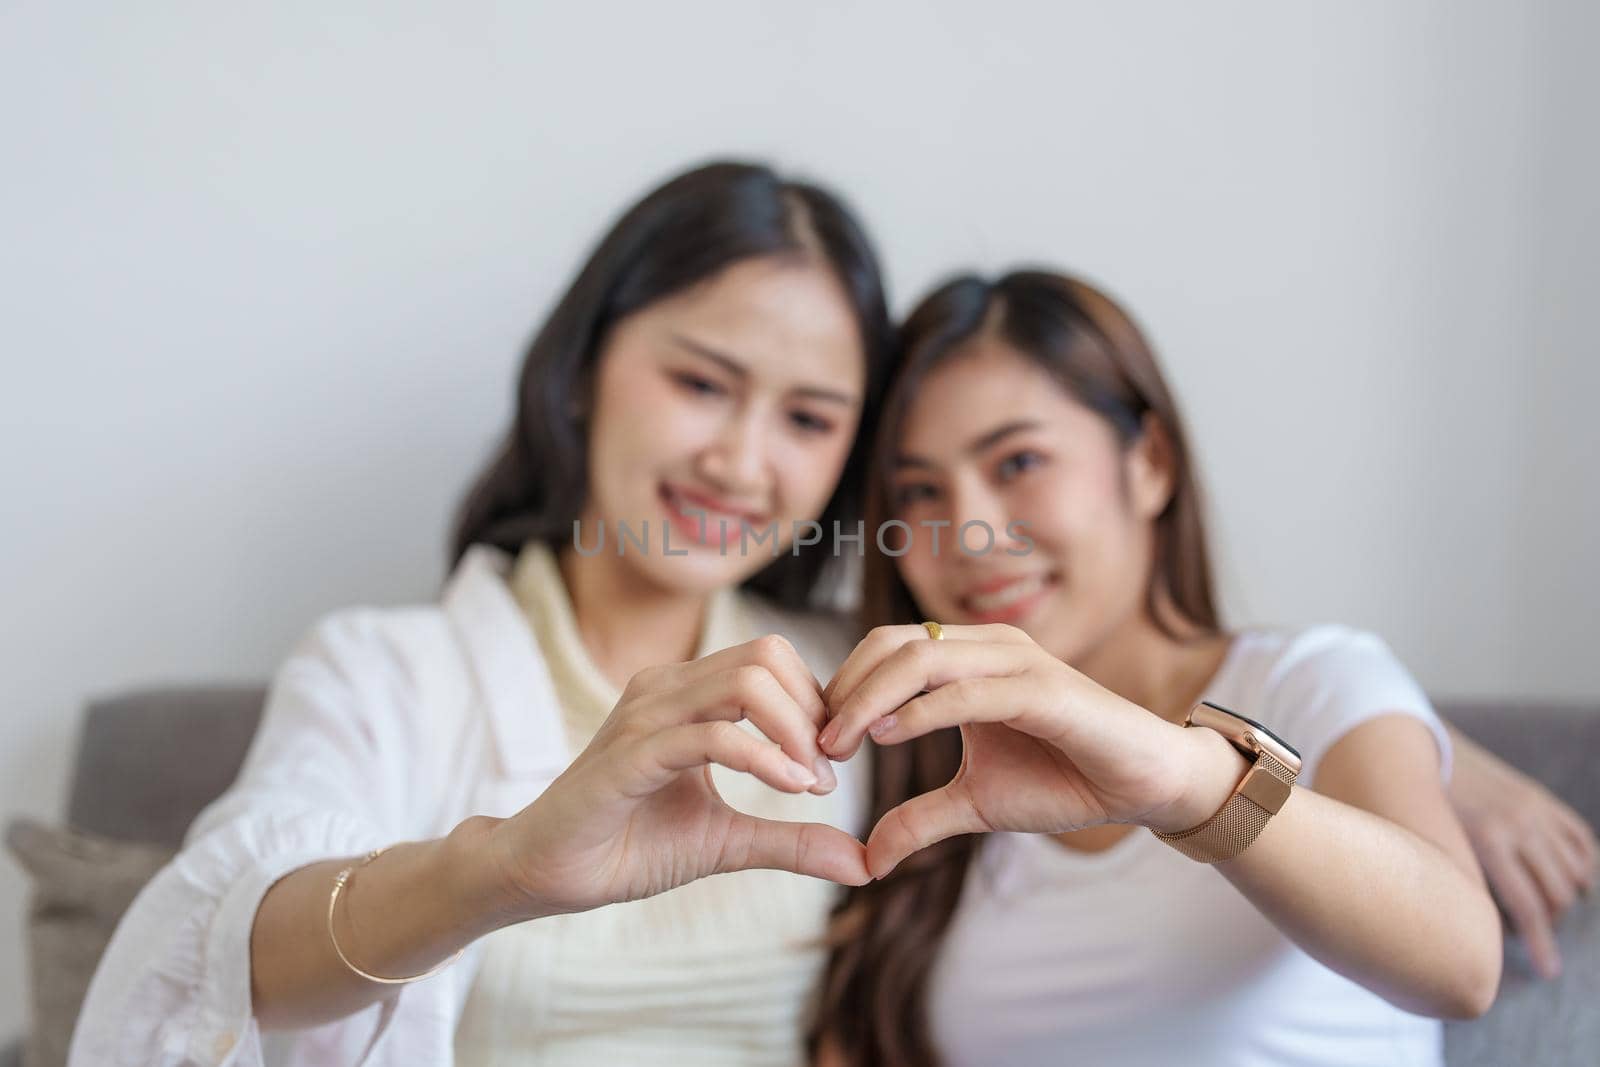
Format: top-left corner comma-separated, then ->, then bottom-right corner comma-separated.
4,690 -> 1598,1066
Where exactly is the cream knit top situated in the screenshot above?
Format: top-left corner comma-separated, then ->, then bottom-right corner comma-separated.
452,542 -> 868,1066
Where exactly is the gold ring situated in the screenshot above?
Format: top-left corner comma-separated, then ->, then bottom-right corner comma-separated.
921,620 -> 944,641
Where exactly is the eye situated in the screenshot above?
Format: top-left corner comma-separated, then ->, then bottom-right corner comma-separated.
788,409 -> 835,436
892,482 -> 940,510
671,370 -> 728,398
996,449 -> 1045,482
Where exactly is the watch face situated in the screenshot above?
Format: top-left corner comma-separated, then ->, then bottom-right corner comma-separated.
1197,701 -> 1302,761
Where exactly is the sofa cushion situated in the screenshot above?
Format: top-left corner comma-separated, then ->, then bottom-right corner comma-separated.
3,818 -> 176,1067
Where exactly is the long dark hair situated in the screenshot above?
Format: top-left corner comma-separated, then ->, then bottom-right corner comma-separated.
808,270 -> 1222,1066
451,160 -> 894,611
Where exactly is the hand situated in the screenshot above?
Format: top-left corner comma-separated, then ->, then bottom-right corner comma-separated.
486,635 -> 868,920
1448,728 -> 1598,979
819,623 -> 1217,878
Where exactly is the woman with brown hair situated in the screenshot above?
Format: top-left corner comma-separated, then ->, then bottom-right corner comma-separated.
808,270 -> 1595,1066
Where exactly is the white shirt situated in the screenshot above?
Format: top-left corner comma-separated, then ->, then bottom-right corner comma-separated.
927,625 -> 1455,1067
451,543 -> 867,1065
68,545 -> 867,1067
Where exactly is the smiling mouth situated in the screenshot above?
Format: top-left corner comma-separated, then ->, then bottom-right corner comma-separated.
959,572 -> 1060,616
659,483 -> 769,532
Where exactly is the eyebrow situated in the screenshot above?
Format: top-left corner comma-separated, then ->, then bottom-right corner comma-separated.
670,333 -> 860,407
895,419 -> 1044,469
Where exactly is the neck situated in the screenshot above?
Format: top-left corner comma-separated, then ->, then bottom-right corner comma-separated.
1068,593 -> 1230,725
555,545 -> 709,692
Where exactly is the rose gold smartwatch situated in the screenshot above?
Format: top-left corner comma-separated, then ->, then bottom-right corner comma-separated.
1152,701 -> 1303,864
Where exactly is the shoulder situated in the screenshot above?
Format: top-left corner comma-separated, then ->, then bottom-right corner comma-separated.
738,595 -> 863,682
1223,623 -> 1446,786
289,602 -> 459,676
1232,623 -> 1421,702
272,600 -> 474,729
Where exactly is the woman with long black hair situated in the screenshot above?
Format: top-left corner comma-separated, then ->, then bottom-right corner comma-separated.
71,160 -> 893,1067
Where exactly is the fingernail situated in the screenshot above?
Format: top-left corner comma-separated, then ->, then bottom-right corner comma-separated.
868,714 -> 898,738
811,756 -> 838,793
786,760 -> 817,788
818,721 -> 839,752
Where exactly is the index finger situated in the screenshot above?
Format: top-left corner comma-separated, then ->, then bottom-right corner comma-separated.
637,634 -> 828,726
823,622 -> 1029,718
822,641 -> 1033,761
821,625 -> 923,716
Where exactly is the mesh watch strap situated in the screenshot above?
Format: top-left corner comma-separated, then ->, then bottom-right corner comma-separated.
1153,750 -> 1298,863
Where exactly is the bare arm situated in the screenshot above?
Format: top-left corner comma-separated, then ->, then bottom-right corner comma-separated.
251,634 -> 864,1029
1174,715 -> 1502,1018
250,817 -> 513,1028
821,625 -> 1505,1022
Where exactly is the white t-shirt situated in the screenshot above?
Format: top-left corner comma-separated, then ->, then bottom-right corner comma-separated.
926,625 -> 1454,1067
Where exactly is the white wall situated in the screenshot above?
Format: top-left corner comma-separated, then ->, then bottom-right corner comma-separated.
1515,0 -> 1600,691
2,0 -> 1594,1041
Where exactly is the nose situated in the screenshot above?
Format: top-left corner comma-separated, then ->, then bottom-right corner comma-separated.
943,473 -> 1014,557
697,406 -> 769,496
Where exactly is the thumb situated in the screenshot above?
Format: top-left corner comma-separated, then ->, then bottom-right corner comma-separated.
866,783 -> 989,880
718,813 -> 872,886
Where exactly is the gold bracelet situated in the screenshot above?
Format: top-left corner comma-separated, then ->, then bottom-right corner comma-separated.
327,845 -> 466,985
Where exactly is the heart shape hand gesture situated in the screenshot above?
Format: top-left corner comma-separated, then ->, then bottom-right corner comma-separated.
486,623 -> 1225,924
487,635 -> 869,922
818,623 -> 1216,879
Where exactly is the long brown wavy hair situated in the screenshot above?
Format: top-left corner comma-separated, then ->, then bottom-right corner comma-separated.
807,270 -> 1223,1066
